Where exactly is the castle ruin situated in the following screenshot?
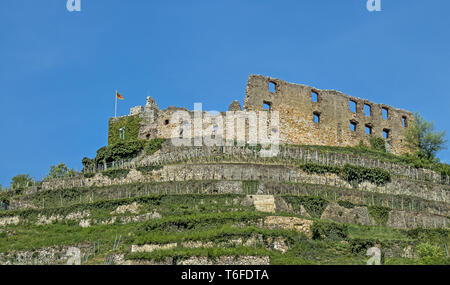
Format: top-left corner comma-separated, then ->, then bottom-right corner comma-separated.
109,75 -> 414,155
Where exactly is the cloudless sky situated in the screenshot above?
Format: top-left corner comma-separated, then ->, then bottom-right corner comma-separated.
0,0 -> 449,186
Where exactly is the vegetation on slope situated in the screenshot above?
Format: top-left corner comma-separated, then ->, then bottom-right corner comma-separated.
0,194 -> 448,265
298,162 -> 391,186
82,138 -> 165,171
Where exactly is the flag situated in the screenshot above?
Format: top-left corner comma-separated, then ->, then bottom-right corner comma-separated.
116,91 -> 124,100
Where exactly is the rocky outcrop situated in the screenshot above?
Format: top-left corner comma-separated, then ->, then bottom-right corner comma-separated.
111,202 -> 140,215
0,216 -> 20,227
263,216 -> 313,238
179,255 -> 270,265
131,243 -> 177,253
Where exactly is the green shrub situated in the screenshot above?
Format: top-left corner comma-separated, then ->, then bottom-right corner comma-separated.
370,137 -> 386,152
349,238 -> 377,255
406,228 -> 450,244
45,163 -> 78,180
415,242 -> 448,265
357,140 -> 369,151
296,144 -> 449,181
10,174 -> 33,191
298,163 -> 391,186
102,169 -> 130,179
0,193 -> 10,205
337,200 -> 356,209
368,206 -> 391,226
299,163 -> 340,175
87,138 -> 165,167
82,157 -> 95,170
145,138 -> 166,156
283,196 -> 329,218
342,164 -> 391,186
311,220 -> 348,241
95,140 -> 146,164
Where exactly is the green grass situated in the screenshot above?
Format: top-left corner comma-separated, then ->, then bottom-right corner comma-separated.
347,224 -> 411,241
132,224 -> 307,245
1,194 -> 255,221
0,222 -> 135,252
126,246 -> 270,262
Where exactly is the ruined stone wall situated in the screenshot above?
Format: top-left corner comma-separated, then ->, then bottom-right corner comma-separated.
244,75 -> 414,155
150,108 -> 260,146
110,75 -> 415,155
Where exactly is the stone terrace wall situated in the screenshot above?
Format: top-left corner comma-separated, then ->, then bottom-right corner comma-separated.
98,139 -> 448,186
143,145 -> 448,184
40,163 -> 449,204
13,179 -> 449,217
7,182 -> 449,229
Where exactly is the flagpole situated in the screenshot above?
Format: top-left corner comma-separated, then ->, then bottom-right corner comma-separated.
115,90 -> 117,118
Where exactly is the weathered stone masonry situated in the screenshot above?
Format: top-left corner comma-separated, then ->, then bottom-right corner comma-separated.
244,75 -> 414,155
109,75 -> 414,155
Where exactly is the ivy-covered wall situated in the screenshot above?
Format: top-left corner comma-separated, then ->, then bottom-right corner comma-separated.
108,115 -> 142,145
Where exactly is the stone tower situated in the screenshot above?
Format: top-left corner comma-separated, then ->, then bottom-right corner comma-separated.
139,96 -> 160,140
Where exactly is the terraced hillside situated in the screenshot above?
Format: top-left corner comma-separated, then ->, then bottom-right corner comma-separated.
0,141 -> 449,265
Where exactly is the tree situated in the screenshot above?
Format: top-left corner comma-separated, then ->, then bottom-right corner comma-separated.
82,157 -> 94,168
46,163 -> 78,179
405,112 -> 447,161
10,174 -> 33,190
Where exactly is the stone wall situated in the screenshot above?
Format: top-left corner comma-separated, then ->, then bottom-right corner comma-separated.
0,245 -> 93,265
114,75 -> 415,155
11,178 -> 450,218
136,144 -> 448,184
39,163 -> 450,204
244,75 -> 414,155
320,202 -> 448,229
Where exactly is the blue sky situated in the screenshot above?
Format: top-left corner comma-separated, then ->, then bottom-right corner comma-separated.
0,0 -> 449,186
